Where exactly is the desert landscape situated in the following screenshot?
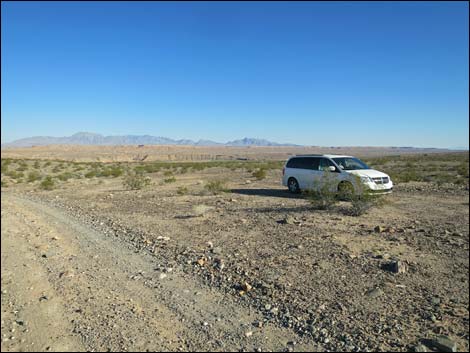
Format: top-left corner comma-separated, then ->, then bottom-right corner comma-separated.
1,147 -> 468,352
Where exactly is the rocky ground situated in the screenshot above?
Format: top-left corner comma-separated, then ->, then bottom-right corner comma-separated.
1,167 -> 469,352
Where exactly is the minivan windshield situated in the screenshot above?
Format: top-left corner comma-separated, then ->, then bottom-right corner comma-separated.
332,157 -> 370,170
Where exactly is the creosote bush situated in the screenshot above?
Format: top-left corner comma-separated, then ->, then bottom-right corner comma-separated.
123,171 -> 151,190
204,180 -> 228,194
252,168 -> 267,180
27,171 -> 41,183
177,186 -> 188,195
164,176 -> 177,183
39,176 -> 55,190
308,171 -> 339,210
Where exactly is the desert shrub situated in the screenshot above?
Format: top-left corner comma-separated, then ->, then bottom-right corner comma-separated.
163,170 -> 174,177
391,170 -> 423,183
252,168 -> 267,180
84,170 -> 97,178
1,180 -> 7,187
308,171 -> 339,210
16,165 -> 28,172
123,171 -> 151,190
192,204 -> 213,217
44,161 -> 52,167
57,172 -> 74,181
99,166 -> 123,178
204,180 -> 228,194
177,186 -> 188,195
27,171 -> 41,183
347,194 -> 385,216
6,170 -> 24,179
164,176 -> 176,183
457,162 -> 469,178
39,176 -> 55,190
33,161 -> 41,169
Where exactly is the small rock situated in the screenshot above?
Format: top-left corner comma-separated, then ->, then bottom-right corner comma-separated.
389,260 -> 408,274
427,335 -> 457,352
242,282 -> 252,292
159,273 -> 167,280
431,297 -> 441,305
412,344 -> 428,352
374,226 -> 385,233
245,331 -> 253,337
366,288 -> 384,298
197,258 -> 206,266
279,216 -> 295,225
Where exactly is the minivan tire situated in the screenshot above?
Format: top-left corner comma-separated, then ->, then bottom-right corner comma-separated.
288,178 -> 300,194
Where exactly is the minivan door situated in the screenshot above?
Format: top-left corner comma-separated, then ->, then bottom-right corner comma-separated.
305,157 -> 321,190
315,158 -> 341,192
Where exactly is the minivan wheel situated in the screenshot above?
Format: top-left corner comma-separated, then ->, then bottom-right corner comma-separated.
338,181 -> 355,200
288,178 -> 300,194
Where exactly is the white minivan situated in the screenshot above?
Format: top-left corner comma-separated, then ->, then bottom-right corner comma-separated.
282,154 -> 393,195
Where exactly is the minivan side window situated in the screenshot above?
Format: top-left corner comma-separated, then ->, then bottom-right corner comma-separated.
286,158 -> 301,168
287,157 -> 320,170
319,158 -> 337,171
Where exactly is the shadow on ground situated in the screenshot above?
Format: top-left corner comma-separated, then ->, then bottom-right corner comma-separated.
230,188 -> 304,199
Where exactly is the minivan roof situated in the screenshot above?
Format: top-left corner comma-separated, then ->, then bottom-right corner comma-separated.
292,154 -> 354,158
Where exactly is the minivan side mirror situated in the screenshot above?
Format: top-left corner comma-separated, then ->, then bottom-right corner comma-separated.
328,166 -> 336,172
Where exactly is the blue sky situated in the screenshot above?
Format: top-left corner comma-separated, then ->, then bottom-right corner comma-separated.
1,1 -> 468,148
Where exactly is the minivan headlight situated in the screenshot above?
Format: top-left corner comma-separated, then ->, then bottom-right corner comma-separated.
360,176 -> 373,183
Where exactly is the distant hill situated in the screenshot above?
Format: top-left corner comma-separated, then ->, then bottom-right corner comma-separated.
1,132 -> 299,148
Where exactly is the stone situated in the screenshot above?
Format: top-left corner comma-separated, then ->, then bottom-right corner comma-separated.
374,226 -> 385,233
431,297 -> 441,305
366,288 -> 384,298
427,335 -> 457,352
413,344 -> 428,352
389,260 -> 408,274
279,216 -> 295,225
242,282 -> 252,292
159,273 -> 167,280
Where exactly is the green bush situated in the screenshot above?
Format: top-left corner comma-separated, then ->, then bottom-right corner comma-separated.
347,194 -> 384,216
57,172 -> 74,181
204,180 -> 228,194
164,176 -> 176,183
123,171 -> 151,190
27,171 -> 41,183
1,180 -> 7,188
177,186 -> 189,195
308,172 -> 339,210
99,167 -> 123,178
85,170 -> 97,178
163,170 -> 174,177
252,168 -> 267,180
39,176 -> 55,190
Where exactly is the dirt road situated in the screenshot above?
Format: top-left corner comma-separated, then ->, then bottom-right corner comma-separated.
1,193 -> 308,352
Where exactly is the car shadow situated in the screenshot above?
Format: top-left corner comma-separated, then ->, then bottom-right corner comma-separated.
230,188 -> 306,199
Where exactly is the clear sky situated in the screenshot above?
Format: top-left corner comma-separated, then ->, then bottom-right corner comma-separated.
1,1 -> 469,148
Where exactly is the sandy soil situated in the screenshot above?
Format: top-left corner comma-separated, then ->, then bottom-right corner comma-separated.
1,166 -> 469,352
0,145 -> 455,163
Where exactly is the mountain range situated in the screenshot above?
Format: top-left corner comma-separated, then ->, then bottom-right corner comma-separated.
1,132 -> 300,148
